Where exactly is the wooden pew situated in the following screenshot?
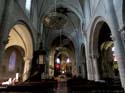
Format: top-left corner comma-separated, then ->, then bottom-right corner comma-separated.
0,79 -> 57,93
67,78 -> 124,93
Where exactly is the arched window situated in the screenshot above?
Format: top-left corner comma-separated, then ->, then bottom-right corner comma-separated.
8,51 -> 16,72
25,0 -> 32,14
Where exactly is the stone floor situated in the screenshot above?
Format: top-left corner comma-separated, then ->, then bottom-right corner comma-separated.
56,82 -> 67,93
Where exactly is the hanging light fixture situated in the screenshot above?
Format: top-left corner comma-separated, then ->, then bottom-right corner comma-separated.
56,58 -> 60,64
43,0 -> 67,30
66,58 -> 70,63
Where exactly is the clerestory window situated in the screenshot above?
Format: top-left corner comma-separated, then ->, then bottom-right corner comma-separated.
25,0 -> 32,16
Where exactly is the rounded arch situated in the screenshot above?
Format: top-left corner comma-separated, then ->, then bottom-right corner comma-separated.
89,16 -> 119,80
48,34 -> 77,77
5,45 -> 25,57
13,20 -> 35,49
4,20 -> 35,43
5,24 -> 33,59
4,23 -> 34,81
89,16 -> 114,58
89,16 -> 106,57
56,50 -> 69,58
2,45 -> 25,80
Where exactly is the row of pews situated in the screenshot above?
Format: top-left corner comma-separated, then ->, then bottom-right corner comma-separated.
0,79 -> 57,93
0,77 -> 124,93
67,77 -> 124,93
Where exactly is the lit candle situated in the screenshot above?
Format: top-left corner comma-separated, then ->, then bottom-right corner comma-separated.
16,73 -> 19,80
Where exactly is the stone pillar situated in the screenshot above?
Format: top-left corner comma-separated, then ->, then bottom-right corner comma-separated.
43,54 -> 49,79
0,1 -> 9,64
115,29 -> 125,88
92,55 -> 100,81
49,55 -> 53,77
23,57 -> 31,81
81,63 -> 87,79
104,0 -> 125,88
87,57 -> 94,80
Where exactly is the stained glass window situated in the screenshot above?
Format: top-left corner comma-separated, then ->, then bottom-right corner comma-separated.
8,52 -> 16,72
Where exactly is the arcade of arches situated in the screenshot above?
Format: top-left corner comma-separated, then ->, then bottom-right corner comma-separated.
0,0 -> 125,92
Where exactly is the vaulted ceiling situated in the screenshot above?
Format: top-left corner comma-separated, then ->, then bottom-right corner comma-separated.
39,0 -> 84,48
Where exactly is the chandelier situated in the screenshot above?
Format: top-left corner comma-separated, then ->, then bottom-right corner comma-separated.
43,0 -> 68,30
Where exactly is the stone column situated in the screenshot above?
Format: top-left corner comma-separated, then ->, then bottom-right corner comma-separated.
92,55 -> 100,81
115,29 -> 125,88
49,55 -> 53,77
0,0 -> 9,64
87,57 -> 94,80
104,0 -> 125,88
23,57 -> 31,81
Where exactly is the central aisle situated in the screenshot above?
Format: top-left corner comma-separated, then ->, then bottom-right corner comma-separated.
56,82 -> 67,93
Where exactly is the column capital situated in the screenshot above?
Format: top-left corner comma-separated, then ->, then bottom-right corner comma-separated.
118,25 -> 125,32
23,57 -> 32,62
